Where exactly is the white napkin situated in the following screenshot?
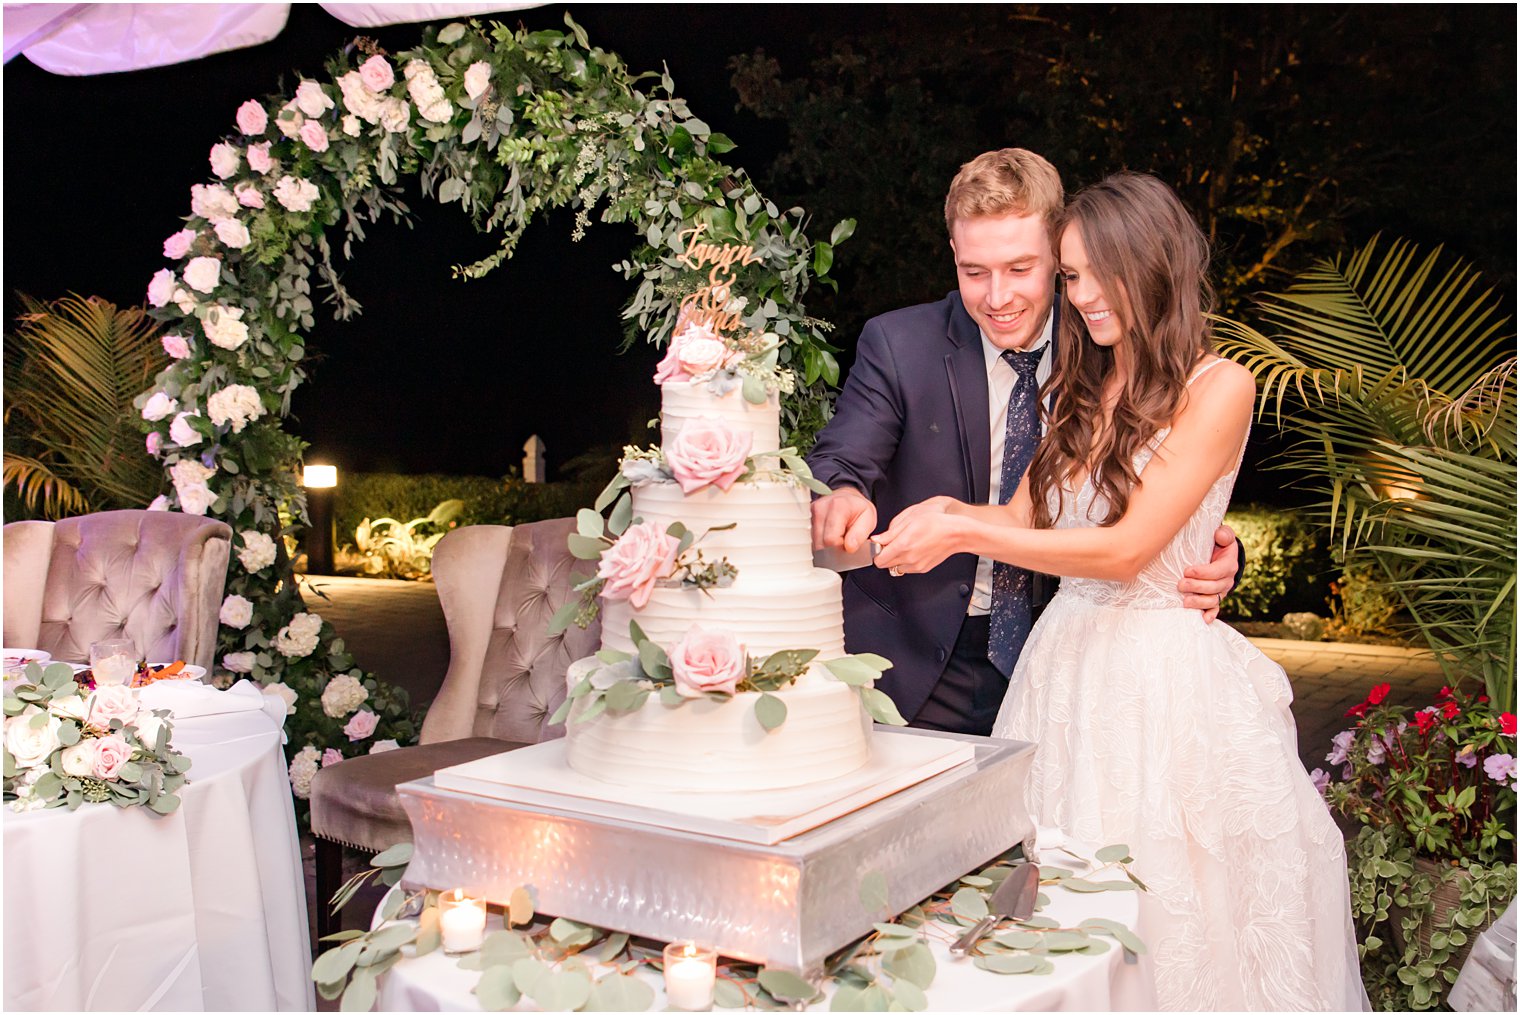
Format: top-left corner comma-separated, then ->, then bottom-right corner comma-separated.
139,679 -> 268,721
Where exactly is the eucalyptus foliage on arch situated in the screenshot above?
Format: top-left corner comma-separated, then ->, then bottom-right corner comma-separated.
135,13 -> 852,787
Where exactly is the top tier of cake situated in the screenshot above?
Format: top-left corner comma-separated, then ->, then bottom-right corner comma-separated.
659,380 -> 780,454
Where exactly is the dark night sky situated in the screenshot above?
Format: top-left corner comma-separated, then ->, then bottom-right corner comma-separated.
2,3 -> 860,478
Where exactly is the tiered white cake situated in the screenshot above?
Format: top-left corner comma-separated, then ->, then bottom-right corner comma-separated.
564,379 -> 871,792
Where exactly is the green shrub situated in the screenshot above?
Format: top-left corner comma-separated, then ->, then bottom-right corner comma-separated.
1329,560 -> 1405,636
1221,505 -> 1330,620
334,472 -> 600,546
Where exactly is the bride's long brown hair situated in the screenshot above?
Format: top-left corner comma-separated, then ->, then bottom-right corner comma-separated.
1029,172 -> 1214,528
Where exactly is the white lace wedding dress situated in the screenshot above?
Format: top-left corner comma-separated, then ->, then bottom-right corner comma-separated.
992,363 -> 1369,1011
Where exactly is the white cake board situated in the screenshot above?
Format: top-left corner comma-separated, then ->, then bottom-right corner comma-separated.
433,733 -> 975,845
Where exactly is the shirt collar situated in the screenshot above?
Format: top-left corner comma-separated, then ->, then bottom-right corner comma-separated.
980,311 -> 1055,375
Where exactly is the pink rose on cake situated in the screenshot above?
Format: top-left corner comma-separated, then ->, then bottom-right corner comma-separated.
653,320 -> 737,383
597,521 -> 680,609
665,418 -> 753,494
670,628 -> 747,698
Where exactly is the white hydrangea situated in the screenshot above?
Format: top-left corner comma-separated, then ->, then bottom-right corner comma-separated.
320,673 -> 369,718
222,651 -> 256,673
201,304 -> 249,350
190,183 -> 240,223
170,458 -> 215,489
274,612 -> 323,659
207,384 -> 265,433
273,175 -> 320,213
404,60 -> 453,124
337,71 -> 382,123
237,530 -> 277,572
288,745 -> 321,798
219,594 -> 253,629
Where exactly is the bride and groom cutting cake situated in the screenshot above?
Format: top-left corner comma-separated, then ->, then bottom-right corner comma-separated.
807,149 -> 1369,1010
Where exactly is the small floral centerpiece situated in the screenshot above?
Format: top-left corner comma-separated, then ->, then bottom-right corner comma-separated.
3,662 -> 191,814
1314,683 -> 1516,1009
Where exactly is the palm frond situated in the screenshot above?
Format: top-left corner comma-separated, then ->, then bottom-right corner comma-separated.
3,451 -> 91,518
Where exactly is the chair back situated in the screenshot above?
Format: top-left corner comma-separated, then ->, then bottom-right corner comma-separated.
420,519 -> 600,746
3,509 -> 231,669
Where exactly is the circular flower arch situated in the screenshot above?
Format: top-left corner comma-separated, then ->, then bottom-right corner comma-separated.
133,14 -> 852,802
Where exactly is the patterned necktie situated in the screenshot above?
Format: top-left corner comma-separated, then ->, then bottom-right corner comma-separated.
988,348 -> 1043,677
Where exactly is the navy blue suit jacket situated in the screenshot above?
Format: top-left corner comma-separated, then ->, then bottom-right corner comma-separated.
808,291 -> 1058,721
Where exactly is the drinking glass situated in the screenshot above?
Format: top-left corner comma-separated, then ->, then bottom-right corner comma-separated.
90,638 -> 138,687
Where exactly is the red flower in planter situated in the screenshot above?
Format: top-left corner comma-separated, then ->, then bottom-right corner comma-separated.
1413,710 -> 1437,734
1441,701 -> 1462,721
1345,702 -> 1370,719
1439,686 -> 1455,699
1502,712 -> 1516,736
1368,683 -> 1391,705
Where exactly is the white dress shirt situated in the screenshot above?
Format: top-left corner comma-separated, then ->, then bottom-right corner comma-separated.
968,312 -> 1055,615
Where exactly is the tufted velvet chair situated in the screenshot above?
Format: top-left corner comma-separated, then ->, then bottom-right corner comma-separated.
3,510 -> 232,669
308,518 -> 599,940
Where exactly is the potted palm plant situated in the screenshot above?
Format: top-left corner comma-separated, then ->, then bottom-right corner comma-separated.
1217,237 -> 1517,1009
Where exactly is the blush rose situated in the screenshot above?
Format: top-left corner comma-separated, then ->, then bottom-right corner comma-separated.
664,418 -> 753,493
597,521 -> 680,610
92,734 -> 134,780
669,627 -> 747,698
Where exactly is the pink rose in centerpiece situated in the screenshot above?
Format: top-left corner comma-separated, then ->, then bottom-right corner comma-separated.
92,734 -> 134,781
246,141 -> 274,174
89,684 -> 141,730
299,120 -> 330,152
236,99 -> 268,135
344,709 -> 379,741
669,627 -> 747,698
359,54 -> 394,92
665,418 -> 753,494
163,229 -> 196,259
597,520 -> 680,609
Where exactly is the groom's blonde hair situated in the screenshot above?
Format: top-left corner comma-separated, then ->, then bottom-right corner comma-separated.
944,148 -> 1065,234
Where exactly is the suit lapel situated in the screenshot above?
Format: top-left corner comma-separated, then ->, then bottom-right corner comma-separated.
943,296 -> 990,503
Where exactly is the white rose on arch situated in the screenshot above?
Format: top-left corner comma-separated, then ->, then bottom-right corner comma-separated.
190,183 -> 239,222
177,483 -> 217,516
294,80 -> 335,118
141,391 -> 179,422
201,304 -> 249,350
222,651 -> 257,674
219,594 -> 254,629
261,682 -> 299,716
182,256 -> 222,294
237,530 -> 278,572
209,142 -> 241,179
464,60 -> 493,100
214,218 -> 251,249
207,384 -> 266,433
274,612 -> 323,659
146,269 -> 176,308
273,175 -> 320,213
169,411 -> 203,447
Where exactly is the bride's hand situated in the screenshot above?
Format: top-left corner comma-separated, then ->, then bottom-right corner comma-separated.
873,511 -> 965,575
884,496 -> 960,530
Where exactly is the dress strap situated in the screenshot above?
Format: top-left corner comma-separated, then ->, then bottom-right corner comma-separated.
1186,357 -> 1228,387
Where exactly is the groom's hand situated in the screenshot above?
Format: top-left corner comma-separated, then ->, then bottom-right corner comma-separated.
1178,524 -> 1241,624
812,487 -> 878,553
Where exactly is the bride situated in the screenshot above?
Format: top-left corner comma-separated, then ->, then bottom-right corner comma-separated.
873,172 -> 1368,1010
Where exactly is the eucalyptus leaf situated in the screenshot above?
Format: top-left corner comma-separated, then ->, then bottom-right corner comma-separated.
567,534 -> 607,560
549,916 -> 595,947
370,842 -> 413,868
339,968 -> 378,1012
872,923 -> 918,939
590,931 -> 630,964
757,968 -> 820,1002
949,886 -> 989,921
742,375 -> 769,405
859,686 -> 907,725
825,657 -> 879,686
512,956 -> 549,996
1095,843 -> 1132,863
475,965 -> 521,1011
755,692 -> 787,731
576,508 -> 605,539
585,972 -> 655,1012
890,978 -> 927,1012
714,977 -> 750,1009
994,929 -> 1044,949
975,952 -> 1041,974
311,941 -> 361,986
608,493 -> 633,536
883,941 -> 935,989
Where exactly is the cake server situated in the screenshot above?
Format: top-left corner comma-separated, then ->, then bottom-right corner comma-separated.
949,861 -> 1040,957
811,540 -> 879,572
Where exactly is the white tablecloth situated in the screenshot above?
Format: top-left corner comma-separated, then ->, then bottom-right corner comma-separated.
3,708 -> 314,1011
375,843 -> 1154,1012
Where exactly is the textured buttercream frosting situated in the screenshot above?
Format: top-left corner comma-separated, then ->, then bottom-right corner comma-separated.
660,381 -> 781,454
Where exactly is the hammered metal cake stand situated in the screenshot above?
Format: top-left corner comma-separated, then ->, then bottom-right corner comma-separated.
398,726 -> 1035,973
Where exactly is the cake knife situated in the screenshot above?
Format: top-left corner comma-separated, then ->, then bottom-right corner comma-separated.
949,861 -> 1041,957
811,540 -> 879,572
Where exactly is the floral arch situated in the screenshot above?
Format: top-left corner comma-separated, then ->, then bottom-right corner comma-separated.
135,14 -> 851,794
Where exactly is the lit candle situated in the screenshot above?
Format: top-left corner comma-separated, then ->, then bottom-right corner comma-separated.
663,941 -> 717,1011
438,889 -> 485,954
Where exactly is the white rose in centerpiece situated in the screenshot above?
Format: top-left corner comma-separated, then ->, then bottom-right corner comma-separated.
190,183 -> 239,222
222,651 -> 256,674
274,612 -> 323,659
234,181 -> 265,208
60,739 -> 100,777
51,695 -> 89,721
237,530 -> 277,572
5,706 -> 62,769
665,418 -> 753,494
141,391 -> 179,421
134,713 -> 166,751
273,175 -> 320,213
236,99 -> 268,135
169,412 -> 203,447
378,97 -> 410,134
294,80 -> 334,118
669,627 -> 748,698
146,269 -> 176,308
201,304 -> 249,350
207,384 -> 266,433
597,520 -> 680,610
246,141 -> 274,174
261,682 -> 298,715
182,256 -> 222,294
209,142 -> 241,179
214,218 -> 251,249
463,60 -> 493,100
219,594 -> 254,629
320,673 -> 369,718
89,685 -> 141,729
288,745 -> 321,798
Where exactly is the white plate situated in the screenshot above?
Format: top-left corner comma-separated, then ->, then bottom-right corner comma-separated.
2,648 -> 51,674
146,662 -> 207,682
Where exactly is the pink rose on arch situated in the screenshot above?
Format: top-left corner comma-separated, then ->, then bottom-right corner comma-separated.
234,181 -> 265,209
145,431 -> 163,456
162,333 -> 190,359
669,627 -> 747,698
344,709 -> 379,741
299,120 -> 330,152
146,269 -> 176,308
246,141 -> 274,174
359,54 -> 394,93
92,734 -> 134,781
236,99 -> 268,135
163,229 -> 196,259
597,520 -> 680,610
209,142 -> 240,179
321,748 -> 345,767
665,418 -> 753,494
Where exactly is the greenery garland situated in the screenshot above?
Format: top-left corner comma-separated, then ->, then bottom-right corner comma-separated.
133,14 -> 851,803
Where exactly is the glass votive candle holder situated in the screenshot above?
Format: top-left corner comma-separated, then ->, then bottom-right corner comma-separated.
437,889 -> 486,954
90,638 -> 138,687
663,940 -> 717,1011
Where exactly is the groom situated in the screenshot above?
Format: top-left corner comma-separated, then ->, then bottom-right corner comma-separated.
808,148 -> 1240,736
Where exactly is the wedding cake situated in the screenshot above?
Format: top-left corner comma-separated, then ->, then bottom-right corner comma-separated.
553,228 -> 901,794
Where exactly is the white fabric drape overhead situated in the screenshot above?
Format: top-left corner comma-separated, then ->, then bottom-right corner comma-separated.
3,3 -> 543,74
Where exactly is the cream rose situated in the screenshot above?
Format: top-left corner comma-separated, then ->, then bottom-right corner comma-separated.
338,72 -> 382,122
209,142 -> 240,179
169,412 -> 203,447
92,734 -> 134,781
190,183 -> 239,222
177,484 -> 217,516
359,55 -> 394,92
664,418 -> 753,494
261,681 -> 298,715
134,713 -> 167,751
222,651 -> 256,674
669,627 -> 747,698
163,229 -> 196,259
294,80 -> 334,118
236,99 -> 268,135
342,114 -> 361,137
344,709 -> 379,741
320,673 -> 368,718
182,256 -> 221,294
219,594 -> 254,629
272,175 -> 319,213
463,60 -> 493,100
677,336 -> 734,377
596,520 -> 680,610
274,612 -> 322,659
378,97 -> 410,133
275,100 -> 305,138
214,218 -> 251,249
141,391 -> 178,421
146,269 -> 176,308
201,304 -> 249,350
237,530 -> 277,572
61,739 -> 100,777
89,684 -> 141,728
170,458 -> 215,489
246,141 -> 274,174
5,706 -> 62,769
